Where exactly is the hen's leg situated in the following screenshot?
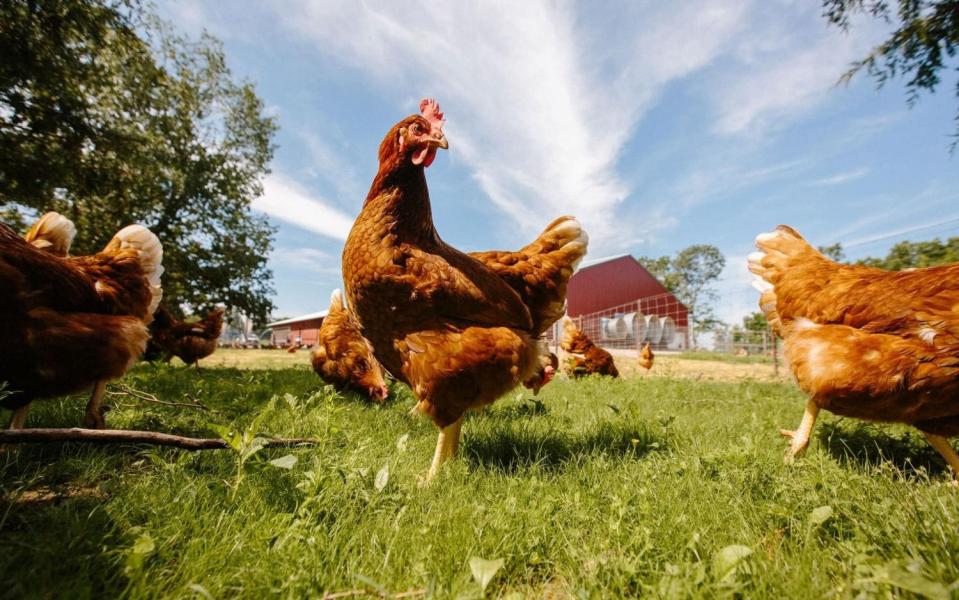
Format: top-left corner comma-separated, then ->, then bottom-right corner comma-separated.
83,381 -> 108,429
447,415 -> 464,457
425,415 -> 464,483
780,398 -> 819,458
922,432 -> 959,478
7,404 -> 31,430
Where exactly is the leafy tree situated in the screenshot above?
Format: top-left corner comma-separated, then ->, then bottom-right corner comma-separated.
858,236 -> 959,268
638,245 -> 726,344
741,311 -> 769,333
818,242 -> 847,261
0,0 -> 278,319
822,0 -> 959,147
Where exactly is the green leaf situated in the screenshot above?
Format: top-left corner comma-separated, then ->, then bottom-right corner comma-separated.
131,533 -> 155,556
808,505 -> 833,527
269,454 -> 297,470
712,544 -> 753,580
469,556 -> 504,593
871,562 -> 949,600
210,424 -> 240,452
374,464 -> 390,492
125,532 -> 156,573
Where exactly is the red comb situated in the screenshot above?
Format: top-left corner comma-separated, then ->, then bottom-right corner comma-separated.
419,98 -> 445,131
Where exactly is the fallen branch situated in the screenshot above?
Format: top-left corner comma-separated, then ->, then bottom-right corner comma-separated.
0,428 -> 320,451
107,383 -> 210,412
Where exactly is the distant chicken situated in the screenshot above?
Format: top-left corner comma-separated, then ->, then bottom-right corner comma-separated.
561,317 -> 619,378
749,225 -> 959,475
311,289 -> 389,402
149,306 -> 224,368
1,212 -> 163,429
342,99 -> 587,480
639,342 -> 655,371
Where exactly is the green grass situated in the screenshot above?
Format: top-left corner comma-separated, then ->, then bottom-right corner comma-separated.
675,350 -> 775,365
2,361 -> 959,599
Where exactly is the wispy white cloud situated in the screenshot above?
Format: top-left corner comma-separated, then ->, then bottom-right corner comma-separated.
270,246 -> 337,272
252,173 -> 354,240
809,167 -> 870,187
708,4 -> 885,137
275,0 -> 751,252
297,130 -> 365,202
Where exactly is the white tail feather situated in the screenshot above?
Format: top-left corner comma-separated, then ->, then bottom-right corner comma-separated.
107,225 -> 164,315
25,212 -> 77,256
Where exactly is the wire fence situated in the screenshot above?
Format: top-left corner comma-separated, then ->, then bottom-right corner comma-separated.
545,293 -> 691,352
711,327 -> 781,360
545,293 -> 784,371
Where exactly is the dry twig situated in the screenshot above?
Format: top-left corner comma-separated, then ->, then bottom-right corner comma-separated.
0,428 -> 319,450
107,383 -> 210,411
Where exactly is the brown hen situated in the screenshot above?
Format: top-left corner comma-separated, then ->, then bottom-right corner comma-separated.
639,342 -> 655,372
311,289 -> 389,402
560,317 -> 619,378
149,306 -> 224,368
1,214 -> 162,429
342,99 -> 587,480
749,225 -> 959,475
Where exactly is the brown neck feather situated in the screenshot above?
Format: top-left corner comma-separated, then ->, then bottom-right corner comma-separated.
365,153 -> 438,242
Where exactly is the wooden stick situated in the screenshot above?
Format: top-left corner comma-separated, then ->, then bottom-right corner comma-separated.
0,428 -> 319,450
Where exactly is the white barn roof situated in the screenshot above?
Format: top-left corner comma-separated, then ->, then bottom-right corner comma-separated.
266,310 -> 328,329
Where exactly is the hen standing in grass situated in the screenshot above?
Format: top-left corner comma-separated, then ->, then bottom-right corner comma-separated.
148,306 -> 224,368
311,289 -> 389,402
560,317 -> 619,378
639,342 -> 655,372
1,212 -> 163,429
342,99 -> 587,480
749,225 -> 959,475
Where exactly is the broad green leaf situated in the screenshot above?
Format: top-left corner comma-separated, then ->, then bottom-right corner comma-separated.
712,544 -> 753,580
269,454 -> 297,470
469,556 -> 504,593
808,505 -> 833,527
125,532 -> 156,572
873,562 -> 949,600
131,533 -> 155,556
374,464 -> 390,492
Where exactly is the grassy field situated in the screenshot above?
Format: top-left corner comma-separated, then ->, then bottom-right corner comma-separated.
2,353 -> 959,599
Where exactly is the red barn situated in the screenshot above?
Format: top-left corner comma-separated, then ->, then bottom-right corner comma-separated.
266,310 -> 327,348
559,254 -> 690,350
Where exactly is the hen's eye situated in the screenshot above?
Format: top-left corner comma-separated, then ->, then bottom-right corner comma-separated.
409,123 -> 420,135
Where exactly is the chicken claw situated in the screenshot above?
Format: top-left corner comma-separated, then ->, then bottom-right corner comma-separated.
781,399 -> 819,461
422,415 -> 464,485
922,432 -> 959,481
82,381 -> 109,429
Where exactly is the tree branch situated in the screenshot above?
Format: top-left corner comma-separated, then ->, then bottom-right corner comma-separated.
0,428 -> 319,451
107,383 -> 210,411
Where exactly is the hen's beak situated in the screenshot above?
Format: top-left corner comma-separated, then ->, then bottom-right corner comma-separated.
430,132 -> 449,150
370,384 -> 389,403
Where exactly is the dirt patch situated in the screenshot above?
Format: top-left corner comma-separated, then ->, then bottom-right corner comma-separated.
6,484 -> 105,506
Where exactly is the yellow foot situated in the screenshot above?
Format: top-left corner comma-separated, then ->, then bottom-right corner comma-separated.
779,429 -> 809,461
83,407 -> 108,429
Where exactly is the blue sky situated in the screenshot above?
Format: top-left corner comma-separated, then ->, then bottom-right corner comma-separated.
159,0 -> 959,326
